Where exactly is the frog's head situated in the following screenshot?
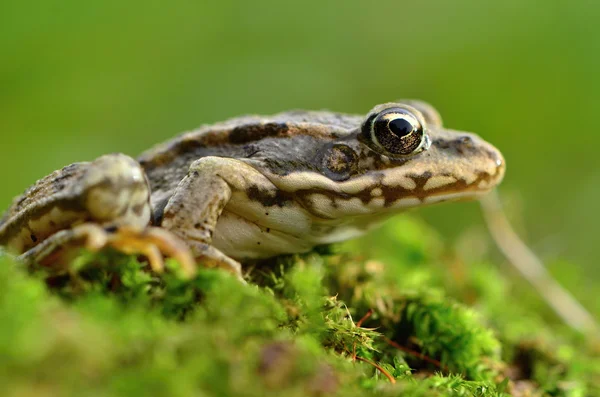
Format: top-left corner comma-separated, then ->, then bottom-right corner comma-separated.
354,101 -> 506,207
265,101 -> 505,218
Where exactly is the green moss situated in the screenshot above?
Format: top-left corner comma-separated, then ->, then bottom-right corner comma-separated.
0,216 -> 598,396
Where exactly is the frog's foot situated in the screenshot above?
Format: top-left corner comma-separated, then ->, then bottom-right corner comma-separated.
192,242 -> 245,282
19,223 -> 197,278
106,226 -> 197,278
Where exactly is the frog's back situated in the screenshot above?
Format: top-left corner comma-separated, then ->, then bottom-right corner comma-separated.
138,110 -> 363,203
1,164 -> 84,227
0,161 -> 103,253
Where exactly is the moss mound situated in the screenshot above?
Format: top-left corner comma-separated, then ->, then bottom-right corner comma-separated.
0,217 -> 598,396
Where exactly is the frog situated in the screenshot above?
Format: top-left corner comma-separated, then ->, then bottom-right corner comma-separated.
0,101 -> 505,280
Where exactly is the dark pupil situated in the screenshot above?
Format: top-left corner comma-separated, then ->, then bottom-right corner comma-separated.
388,118 -> 414,137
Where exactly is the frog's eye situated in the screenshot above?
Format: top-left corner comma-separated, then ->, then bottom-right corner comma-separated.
363,107 -> 430,157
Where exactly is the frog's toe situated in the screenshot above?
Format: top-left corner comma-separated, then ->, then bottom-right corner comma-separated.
192,243 -> 245,283
106,226 -> 197,278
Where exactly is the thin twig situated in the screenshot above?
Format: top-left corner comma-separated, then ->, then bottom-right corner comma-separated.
356,309 -> 373,328
355,356 -> 396,384
382,337 -> 447,371
480,190 -> 599,334
352,310 -> 374,361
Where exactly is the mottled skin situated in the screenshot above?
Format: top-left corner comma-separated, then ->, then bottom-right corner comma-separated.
0,101 -> 505,278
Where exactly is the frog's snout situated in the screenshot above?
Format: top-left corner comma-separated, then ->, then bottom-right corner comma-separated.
493,149 -> 505,179
480,139 -> 506,190
446,131 -> 505,189
81,153 -> 151,226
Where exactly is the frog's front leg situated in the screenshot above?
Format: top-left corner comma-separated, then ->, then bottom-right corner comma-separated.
160,157 -> 270,280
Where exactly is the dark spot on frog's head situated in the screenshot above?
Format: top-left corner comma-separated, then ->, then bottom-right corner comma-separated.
229,122 -> 289,144
247,185 -> 290,207
30,234 -> 37,243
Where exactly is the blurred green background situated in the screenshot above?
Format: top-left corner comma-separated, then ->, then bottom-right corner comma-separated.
1,1 -> 598,286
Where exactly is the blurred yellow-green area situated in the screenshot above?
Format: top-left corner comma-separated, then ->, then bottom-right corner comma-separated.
1,0 -> 598,289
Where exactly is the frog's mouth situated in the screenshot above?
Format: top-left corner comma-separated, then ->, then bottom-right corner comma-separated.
262,131 -> 504,219
266,160 -> 504,221
397,165 -> 506,207
376,137 -> 506,211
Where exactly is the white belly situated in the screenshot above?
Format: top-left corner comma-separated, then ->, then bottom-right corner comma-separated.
212,209 -> 314,259
212,204 -> 391,260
